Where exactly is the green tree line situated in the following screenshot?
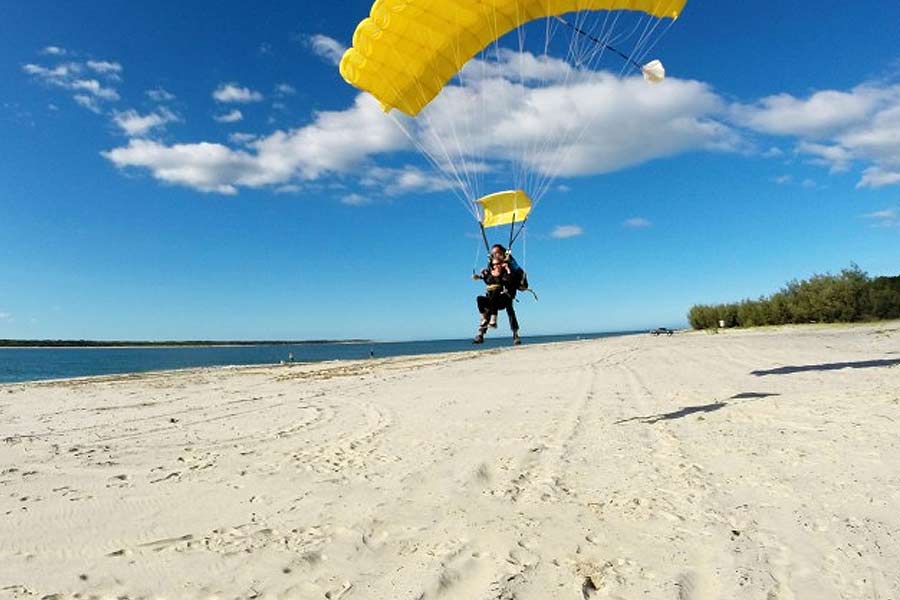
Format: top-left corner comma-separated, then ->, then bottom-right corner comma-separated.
688,266 -> 900,330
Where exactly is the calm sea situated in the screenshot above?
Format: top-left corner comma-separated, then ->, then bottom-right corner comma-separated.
0,332 -> 636,384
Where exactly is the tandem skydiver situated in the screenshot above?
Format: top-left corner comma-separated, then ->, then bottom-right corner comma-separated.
472,256 -> 521,346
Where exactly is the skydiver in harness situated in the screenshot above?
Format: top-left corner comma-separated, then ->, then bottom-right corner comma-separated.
472,256 -> 522,346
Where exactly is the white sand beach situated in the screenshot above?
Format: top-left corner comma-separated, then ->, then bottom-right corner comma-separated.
1,323 -> 899,599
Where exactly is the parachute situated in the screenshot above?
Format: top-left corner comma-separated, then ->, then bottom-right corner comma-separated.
340,0 -> 687,252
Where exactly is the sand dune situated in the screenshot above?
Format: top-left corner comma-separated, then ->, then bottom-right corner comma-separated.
2,323 -> 899,599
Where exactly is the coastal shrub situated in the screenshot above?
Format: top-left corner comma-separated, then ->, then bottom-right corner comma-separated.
688,265 -> 900,330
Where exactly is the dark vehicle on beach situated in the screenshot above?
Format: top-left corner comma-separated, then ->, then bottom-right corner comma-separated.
650,327 -> 674,336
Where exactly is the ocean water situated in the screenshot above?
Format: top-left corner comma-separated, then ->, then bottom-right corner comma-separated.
0,332 -> 636,384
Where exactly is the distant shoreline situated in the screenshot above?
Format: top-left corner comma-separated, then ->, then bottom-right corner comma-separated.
0,340 -> 371,348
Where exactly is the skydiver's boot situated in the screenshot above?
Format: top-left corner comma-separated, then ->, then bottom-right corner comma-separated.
489,313 -> 498,328
512,330 -> 522,345
473,314 -> 489,344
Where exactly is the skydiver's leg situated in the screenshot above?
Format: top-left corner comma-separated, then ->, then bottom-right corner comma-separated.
504,299 -> 521,345
474,296 -> 491,343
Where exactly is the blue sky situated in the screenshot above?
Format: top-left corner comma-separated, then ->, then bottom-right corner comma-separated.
1,1 -> 898,341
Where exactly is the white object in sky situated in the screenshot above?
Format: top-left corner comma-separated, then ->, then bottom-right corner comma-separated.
642,59 -> 666,83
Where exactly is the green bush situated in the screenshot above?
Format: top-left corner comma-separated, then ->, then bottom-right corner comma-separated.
688,265 -> 900,330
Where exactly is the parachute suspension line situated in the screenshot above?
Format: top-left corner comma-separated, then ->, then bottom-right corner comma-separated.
377,36 -> 487,218
634,17 -> 676,67
534,10 -> 672,205
523,13 -> 572,206
472,236 -> 484,273
553,15 -> 642,75
479,224 -> 491,256
387,112 -> 479,222
510,218 -> 528,250
511,16 -> 530,199
529,9 -> 619,208
442,21 -> 487,213
525,8 -> 592,208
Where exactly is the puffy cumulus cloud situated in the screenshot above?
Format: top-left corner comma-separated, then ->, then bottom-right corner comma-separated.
101,55 -> 739,198
212,83 -> 263,103
731,87 -> 886,138
103,94 -> 407,193
551,224 -> 584,239
41,46 -> 66,56
113,108 -> 178,136
214,109 -> 243,123
735,83 -> 900,188
307,34 -> 346,66
624,217 -> 652,228
102,139 -> 259,195
405,70 -> 735,187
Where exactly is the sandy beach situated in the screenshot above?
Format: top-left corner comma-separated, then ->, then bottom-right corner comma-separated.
1,323 -> 898,599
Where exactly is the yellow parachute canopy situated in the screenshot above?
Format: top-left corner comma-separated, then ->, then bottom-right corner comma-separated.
340,0 -> 686,116
478,190 -> 532,229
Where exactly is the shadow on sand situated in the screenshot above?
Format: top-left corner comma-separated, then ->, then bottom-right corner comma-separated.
751,358 -> 900,376
615,392 -> 779,425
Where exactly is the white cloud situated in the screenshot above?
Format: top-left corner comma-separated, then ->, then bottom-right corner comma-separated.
74,94 -> 102,113
797,141 -> 853,173
275,83 -> 296,96
858,167 -> 900,189
214,109 -> 243,123
102,139 -> 257,194
147,88 -> 176,102
361,166 -> 456,196
402,69 -> 735,191
228,132 -> 257,145
624,217 -> 652,228
863,207 -> 899,228
308,34 -> 346,66
24,61 -> 120,105
732,87 -> 887,138
462,48 -> 573,83
70,78 -> 119,100
773,175 -> 793,185
87,60 -> 122,76
41,46 -> 66,56
341,193 -> 372,206
113,108 -> 178,136
23,63 -> 76,79
551,225 -> 584,239
212,83 -> 263,103
734,83 -> 900,188
103,94 -> 407,193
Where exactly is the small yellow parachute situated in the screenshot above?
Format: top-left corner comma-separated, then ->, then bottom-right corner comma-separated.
478,190 -> 532,229
340,0 -> 686,116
